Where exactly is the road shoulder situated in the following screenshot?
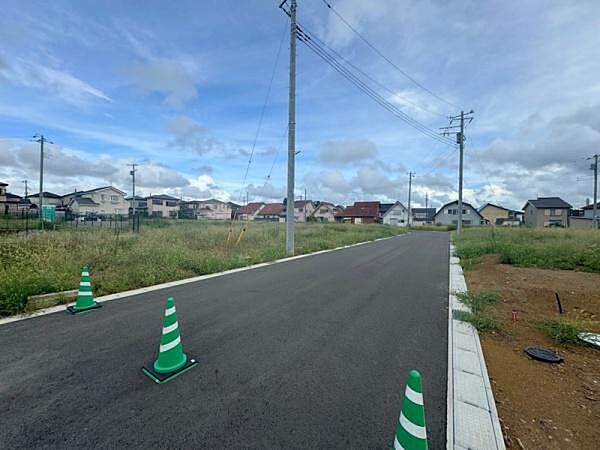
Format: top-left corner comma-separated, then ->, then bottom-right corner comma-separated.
447,244 -> 505,450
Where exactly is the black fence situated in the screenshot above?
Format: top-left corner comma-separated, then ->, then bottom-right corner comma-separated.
0,211 -> 143,235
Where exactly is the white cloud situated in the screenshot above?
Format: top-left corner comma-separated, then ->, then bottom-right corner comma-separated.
0,58 -> 112,106
125,60 -> 197,109
319,138 -> 378,164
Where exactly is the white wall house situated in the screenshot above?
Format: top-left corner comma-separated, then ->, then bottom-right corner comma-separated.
81,186 -> 129,216
310,202 -> 338,222
382,201 -> 409,226
433,200 -> 484,226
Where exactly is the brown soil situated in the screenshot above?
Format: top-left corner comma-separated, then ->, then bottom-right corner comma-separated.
464,255 -> 600,449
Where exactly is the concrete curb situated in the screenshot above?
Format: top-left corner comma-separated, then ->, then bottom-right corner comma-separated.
0,233 -> 405,326
447,244 -> 505,450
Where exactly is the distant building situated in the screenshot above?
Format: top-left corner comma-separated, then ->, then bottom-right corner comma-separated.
65,186 -> 129,216
479,203 -> 522,226
411,207 -> 436,226
433,201 -> 484,226
183,199 -> 232,220
255,203 -> 284,221
125,195 -> 148,215
146,194 -> 180,218
283,200 -> 316,222
26,191 -> 63,208
522,197 -> 571,227
336,201 -> 380,224
581,202 -> 600,220
381,201 -> 409,226
309,201 -> 340,222
236,202 -> 265,221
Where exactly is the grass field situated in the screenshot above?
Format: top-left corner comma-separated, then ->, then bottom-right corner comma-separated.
0,221 -> 406,316
453,227 -> 600,272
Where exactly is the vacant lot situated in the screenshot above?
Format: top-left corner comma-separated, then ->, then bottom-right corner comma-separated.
454,227 -> 600,272
455,228 -> 600,449
0,221 -> 406,316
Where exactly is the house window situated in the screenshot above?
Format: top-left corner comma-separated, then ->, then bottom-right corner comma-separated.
166,201 -> 177,207
544,209 -> 550,216
152,199 -> 163,205
101,194 -> 106,201
111,195 -> 119,201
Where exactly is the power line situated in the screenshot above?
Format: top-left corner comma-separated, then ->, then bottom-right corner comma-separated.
293,24 -> 455,146
299,24 -> 446,119
319,0 -> 461,110
237,17 -> 288,205
263,125 -> 288,187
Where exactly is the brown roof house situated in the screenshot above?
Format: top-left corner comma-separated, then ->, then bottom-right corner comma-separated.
255,203 -> 285,221
336,201 -> 380,224
236,202 -> 265,220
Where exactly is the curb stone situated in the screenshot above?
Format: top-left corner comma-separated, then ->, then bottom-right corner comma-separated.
447,244 -> 505,450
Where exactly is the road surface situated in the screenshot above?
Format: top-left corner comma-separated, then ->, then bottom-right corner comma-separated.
0,231 -> 449,448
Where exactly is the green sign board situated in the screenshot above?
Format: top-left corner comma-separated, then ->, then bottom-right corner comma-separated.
41,205 -> 56,222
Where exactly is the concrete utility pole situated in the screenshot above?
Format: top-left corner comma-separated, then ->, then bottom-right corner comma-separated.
425,192 -> 428,223
22,180 -> 28,197
588,154 -> 599,228
33,134 -> 53,228
407,172 -> 415,227
285,0 -> 297,256
128,163 -> 138,217
458,112 -> 464,235
440,110 -> 474,235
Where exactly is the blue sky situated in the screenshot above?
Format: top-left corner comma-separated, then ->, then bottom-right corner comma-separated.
1,0 -> 599,209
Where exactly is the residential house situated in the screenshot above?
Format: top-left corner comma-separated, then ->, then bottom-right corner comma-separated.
288,200 -> 316,222
581,202 -> 600,220
0,182 -> 27,214
309,201 -> 339,222
479,203 -> 522,226
235,202 -> 265,220
382,201 -> 409,226
379,203 -> 395,223
522,197 -> 571,227
125,195 -> 148,216
66,186 -> 129,216
228,202 -> 241,219
336,201 -> 380,224
68,196 -> 101,216
146,194 -> 180,218
26,191 -> 63,208
194,199 -> 232,220
433,201 -> 484,226
255,203 -> 284,221
411,207 -> 436,226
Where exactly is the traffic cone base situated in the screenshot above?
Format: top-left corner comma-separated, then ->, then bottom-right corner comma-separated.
66,303 -> 102,314
141,296 -> 197,384
141,357 -> 198,384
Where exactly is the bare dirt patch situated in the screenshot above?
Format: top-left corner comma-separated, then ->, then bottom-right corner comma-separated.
464,255 -> 600,449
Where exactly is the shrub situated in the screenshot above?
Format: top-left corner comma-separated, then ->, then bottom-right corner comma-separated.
456,290 -> 500,331
538,319 -> 582,344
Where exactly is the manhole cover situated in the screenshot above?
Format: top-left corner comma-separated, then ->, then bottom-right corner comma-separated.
524,347 -> 563,363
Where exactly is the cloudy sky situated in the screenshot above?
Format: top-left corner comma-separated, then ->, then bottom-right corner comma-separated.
1,0 -> 599,209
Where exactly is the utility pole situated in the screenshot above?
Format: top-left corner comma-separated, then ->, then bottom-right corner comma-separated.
22,180 -> 28,197
33,134 -> 53,228
588,154 -> 599,228
407,171 -> 415,227
285,0 -> 297,256
128,163 -> 138,217
440,110 -> 474,235
425,192 -> 428,223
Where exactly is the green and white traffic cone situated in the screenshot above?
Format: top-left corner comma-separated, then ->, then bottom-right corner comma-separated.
141,296 -> 198,384
67,265 -> 102,314
393,370 -> 428,450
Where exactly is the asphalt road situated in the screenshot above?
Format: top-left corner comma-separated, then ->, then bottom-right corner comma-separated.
0,231 -> 449,449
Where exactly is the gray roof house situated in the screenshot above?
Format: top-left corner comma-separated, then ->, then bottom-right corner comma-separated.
522,197 -> 571,227
433,201 -> 484,226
